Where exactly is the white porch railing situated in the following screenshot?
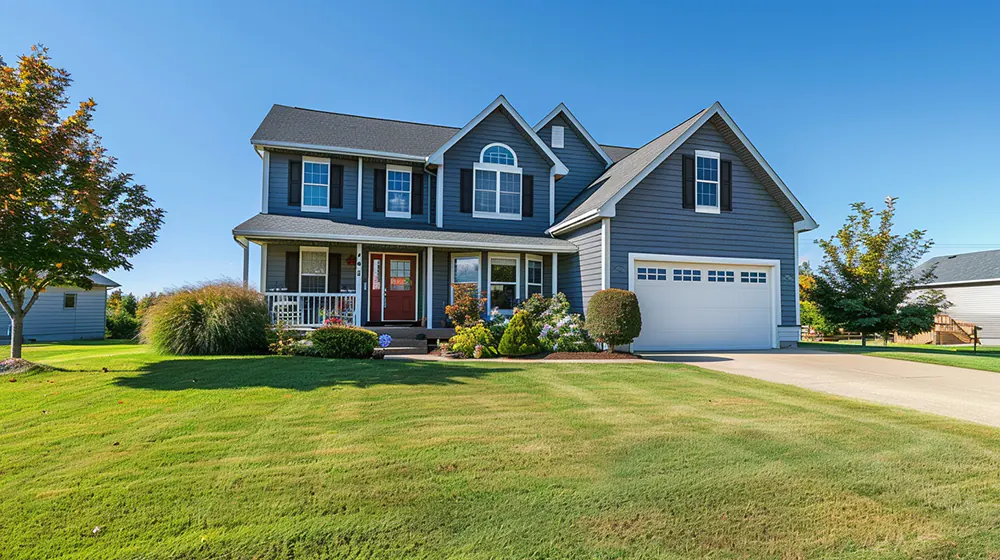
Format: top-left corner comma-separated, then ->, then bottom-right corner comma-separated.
265,292 -> 358,327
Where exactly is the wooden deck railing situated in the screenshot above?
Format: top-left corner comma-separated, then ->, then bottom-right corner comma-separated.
265,292 -> 358,327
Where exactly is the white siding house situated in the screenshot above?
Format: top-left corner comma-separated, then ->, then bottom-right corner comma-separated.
1,273 -> 119,343
914,250 -> 1000,344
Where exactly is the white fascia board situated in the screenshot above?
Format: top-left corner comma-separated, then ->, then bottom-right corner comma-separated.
533,103 -> 614,167
426,95 -> 569,175
545,209 -> 602,235
234,230 -> 579,254
252,141 -> 427,163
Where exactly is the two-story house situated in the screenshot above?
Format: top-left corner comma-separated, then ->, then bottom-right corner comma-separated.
233,95 -> 817,351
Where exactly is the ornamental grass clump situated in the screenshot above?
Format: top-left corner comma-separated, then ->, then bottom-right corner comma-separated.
140,281 -> 269,355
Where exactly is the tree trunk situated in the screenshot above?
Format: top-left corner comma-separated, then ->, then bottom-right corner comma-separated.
10,312 -> 23,359
861,333 -> 867,347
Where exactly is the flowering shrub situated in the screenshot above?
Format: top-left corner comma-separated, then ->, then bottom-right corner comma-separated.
516,292 -> 596,352
323,316 -> 344,327
485,307 -> 509,342
378,334 -> 392,348
445,284 -> 486,327
447,324 -> 497,358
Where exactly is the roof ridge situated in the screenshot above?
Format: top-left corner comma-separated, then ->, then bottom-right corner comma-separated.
599,143 -> 637,149
272,104 -> 461,131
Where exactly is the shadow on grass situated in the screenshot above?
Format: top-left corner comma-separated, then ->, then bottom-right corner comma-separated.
113,355 -> 513,391
802,342 -> 1000,359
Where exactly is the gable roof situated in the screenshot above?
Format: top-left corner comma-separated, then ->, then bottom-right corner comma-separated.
533,103 -> 614,167
88,273 -> 120,288
914,249 -> 1000,286
427,95 -> 568,175
548,102 -> 818,235
251,105 -> 458,161
600,145 -> 637,162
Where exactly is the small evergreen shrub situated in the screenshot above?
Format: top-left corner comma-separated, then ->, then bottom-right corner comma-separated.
448,324 -> 498,358
445,284 -> 486,327
309,326 -> 379,359
498,312 -> 542,357
140,281 -> 269,355
586,289 -> 642,349
106,311 -> 139,340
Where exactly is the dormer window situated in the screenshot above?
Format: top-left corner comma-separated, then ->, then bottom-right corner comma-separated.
474,143 -> 522,220
694,150 -> 720,214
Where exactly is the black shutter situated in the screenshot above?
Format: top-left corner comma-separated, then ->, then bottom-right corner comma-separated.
330,164 -> 344,209
412,172 -> 424,215
522,175 -> 534,217
460,169 -> 473,213
327,253 -> 341,293
720,160 -> 733,211
288,159 -> 302,206
681,155 -> 695,209
285,250 -> 299,292
373,168 -> 386,212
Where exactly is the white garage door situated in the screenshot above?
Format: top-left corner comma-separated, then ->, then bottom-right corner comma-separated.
632,260 -> 775,351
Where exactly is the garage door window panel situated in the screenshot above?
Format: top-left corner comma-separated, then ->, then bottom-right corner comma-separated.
741,271 -> 767,284
637,267 -> 668,281
673,269 -> 701,282
708,270 -> 735,283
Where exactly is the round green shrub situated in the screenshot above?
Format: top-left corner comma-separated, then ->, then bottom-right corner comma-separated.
106,311 -> 139,340
140,281 -> 269,355
448,324 -> 497,358
585,289 -> 642,349
498,312 -> 542,357
309,326 -> 379,359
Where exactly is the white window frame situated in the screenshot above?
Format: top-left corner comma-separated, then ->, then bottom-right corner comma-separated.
449,252 -> 481,303
474,143 -> 522,221
694,149 -> 721,215
487,252 -> 520,314
551,126 -> 565,149
525,254 -> 544,297
63,293 -> 77,309
299,246 -> 329,293
301,156 -> 331,213
385,164 -> 413,219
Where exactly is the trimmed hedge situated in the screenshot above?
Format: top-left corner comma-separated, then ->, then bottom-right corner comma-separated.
309,326 -> 379,359
585,289 -> 642,349
498,312 -> 542,357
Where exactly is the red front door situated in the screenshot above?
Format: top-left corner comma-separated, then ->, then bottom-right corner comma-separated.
369,254 -> 417,322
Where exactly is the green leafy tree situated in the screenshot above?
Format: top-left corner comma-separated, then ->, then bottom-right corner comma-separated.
806,197 -> 943,346
0,46 -> 164,357
798,262 -> 838,336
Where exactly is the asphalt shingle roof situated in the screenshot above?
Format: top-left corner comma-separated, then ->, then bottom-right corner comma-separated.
600,145 -> 637,162
915,249 -> 1000,285
233,214 -> 578,253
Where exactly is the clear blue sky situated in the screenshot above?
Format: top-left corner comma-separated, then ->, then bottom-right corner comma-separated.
3,1 -> 998,296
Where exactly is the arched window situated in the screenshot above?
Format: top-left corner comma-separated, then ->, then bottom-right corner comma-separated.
480,143 -> 517,166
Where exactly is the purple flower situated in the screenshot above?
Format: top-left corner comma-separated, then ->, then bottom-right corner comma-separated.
378,334 -> 392,348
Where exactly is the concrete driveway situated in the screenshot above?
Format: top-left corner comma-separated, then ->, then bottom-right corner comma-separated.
641,348 -> 1000,428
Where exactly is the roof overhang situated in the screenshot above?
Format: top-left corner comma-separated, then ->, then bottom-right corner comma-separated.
533,103 -> 614,167
251,140 -> 428,163
426,95 -> 569,175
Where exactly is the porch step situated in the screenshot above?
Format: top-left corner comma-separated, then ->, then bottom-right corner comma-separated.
381,340 -> 429,356
368,326 -> 428,339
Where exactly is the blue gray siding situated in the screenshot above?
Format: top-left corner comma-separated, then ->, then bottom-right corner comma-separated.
537,115 -> 608,214
608,122 -> 797,325
442,108 -> 553,234
267,153 -> 359,220
2,287 -> 107,342
360,166 -> 435,229
264,244 -> 358,293
557,221 -> 603,315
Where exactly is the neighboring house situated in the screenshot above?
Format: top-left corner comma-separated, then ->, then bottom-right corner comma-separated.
913,250 -> 1000,344
233,95 -> 817,351
1,273 -> 119,343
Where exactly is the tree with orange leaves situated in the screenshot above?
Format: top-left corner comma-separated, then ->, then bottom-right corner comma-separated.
0,46 -> 164,358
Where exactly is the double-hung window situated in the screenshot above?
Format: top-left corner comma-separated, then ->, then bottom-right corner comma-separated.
695,150 -> 720,214
488,253 -> 520,313
385,165 -> 412,219
302,156 -> 330,212
450,253 -> 481,302
299,247 -> 328,293
526,256 -> 543,297
474,143 -> 522,220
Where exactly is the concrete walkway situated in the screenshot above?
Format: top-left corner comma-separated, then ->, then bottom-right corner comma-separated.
642,348 -> 1000,428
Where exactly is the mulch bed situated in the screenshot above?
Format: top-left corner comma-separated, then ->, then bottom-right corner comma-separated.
540,352 -> 638,360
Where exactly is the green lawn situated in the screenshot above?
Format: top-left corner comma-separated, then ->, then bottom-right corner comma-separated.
802,341 -> 1000,373
4,342 -> 1000,558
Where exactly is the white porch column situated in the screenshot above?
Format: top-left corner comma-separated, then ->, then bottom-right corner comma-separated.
356,157 -> 363,221
354,243 -> 363,326
551,252 -> 558,295
426,246 -> 434,327
259,244 -> 268,292
435,165 -> 444,228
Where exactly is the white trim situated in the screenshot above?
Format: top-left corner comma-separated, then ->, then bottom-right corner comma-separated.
301,156 -> 331,213
794,233 -> 800,326
472,162 -> 522,221
450,252 -> 482,303
533,103 -> 614,167
356,158 -> 363,221
253,141 -> 426,163
259,244 -> 268,292
525,254 -> 544,298
487,252 -> 521,314
369,251 -> 420,323
298,246 -> 330,292
546,209 -> 600,235
627,252 -> 781,349
480,143 -> 517,167
354,243 -> 362,326
551,252 -> 558,295
384,164 -> 413,219
261,150 -> 270,213
694,149 -> 721,214
63,292 -> 77,309
426,246 -> 434,327
235,230 -> 578,253
549,169 -> 556,225
601,218 -> 611,290
435,165 -> 444,228
426,95 -> 569,175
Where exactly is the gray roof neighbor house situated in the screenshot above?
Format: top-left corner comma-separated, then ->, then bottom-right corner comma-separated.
915,250 -> 1000,286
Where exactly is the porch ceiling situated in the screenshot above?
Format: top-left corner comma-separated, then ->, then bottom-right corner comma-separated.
233,213 -> 579,253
